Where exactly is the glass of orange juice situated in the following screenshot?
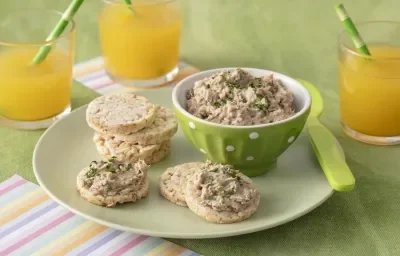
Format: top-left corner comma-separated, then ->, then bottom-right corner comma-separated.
339,21 -> 400,145
0,9 -> 75,130
98,0 -> 182,88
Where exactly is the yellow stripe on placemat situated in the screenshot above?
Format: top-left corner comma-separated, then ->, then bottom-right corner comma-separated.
73,61 -> 104,79
55,224 -> 107,255
164,243 -> 187,256
33,221 -> 107,256
166,244 -> 186,256
176,66 -> 200,81
0,189 -> 49,226
145,241 -> 172,256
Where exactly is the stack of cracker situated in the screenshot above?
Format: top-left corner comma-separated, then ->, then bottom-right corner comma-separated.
86,92 -> 178,164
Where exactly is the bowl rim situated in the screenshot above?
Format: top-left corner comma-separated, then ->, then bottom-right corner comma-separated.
172,67 -> 312,129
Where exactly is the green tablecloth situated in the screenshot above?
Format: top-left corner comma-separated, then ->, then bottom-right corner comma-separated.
1,0 -> 400,255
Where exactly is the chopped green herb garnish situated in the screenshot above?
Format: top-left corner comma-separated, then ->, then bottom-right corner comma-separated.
256,93 -> 264,100
86,168 -> 97,178
226,170 -> 237,178
253,103 -> 265,110
214,102 -> 222,108
105,165 -> 116,173
227,82 -> 240,88
108,156 -> 117,162
127,163 -> 133,170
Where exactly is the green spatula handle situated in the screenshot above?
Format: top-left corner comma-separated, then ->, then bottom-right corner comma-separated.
307,118 -> 355,191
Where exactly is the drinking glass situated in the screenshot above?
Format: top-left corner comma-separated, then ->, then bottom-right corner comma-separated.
338,21 -> 400,145
98,0 -> 182,88
0,9 -> 75,130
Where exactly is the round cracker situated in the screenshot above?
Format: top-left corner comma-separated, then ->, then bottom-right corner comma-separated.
99,106 -> 178,146
143,140 -> 171,164
185,167 -> 260,224
94,134 -> 171,164
77,178 -> 149,207
159,162 -> 204,206
93,133 -> 162,162
86,92 -> 158,135
76,160 -> 149,207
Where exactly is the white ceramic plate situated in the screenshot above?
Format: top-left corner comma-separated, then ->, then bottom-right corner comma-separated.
33,88 -> 334,239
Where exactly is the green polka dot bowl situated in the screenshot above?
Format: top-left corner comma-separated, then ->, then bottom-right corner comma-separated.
172,68 -> 311,177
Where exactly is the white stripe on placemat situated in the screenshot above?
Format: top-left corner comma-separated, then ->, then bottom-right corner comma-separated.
0,206 -> 68,245
88,232 -> 139,255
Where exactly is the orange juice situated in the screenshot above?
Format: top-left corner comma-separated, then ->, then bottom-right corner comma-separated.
339,45 -> 400,137
0,49 -> 72,121
98,2 -> 182,80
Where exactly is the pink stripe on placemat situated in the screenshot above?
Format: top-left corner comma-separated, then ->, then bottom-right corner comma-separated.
0,201 -> 59,239
109,235 -> 148,256
0,175 -> 23,190
92,80 -> 115,90
0,179 -> 27,196
0,212 -> 74,255
78,70 -> 107,83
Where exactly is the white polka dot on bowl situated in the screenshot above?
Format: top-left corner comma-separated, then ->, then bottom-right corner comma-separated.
226,145 -> 235,152
249,132 -> 259,140
200,148 -> 207,154
189,122 -> 196,129
288,136 -> 295,143
246,156 -> 254,161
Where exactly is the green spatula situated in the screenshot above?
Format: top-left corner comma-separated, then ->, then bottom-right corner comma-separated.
298,79 -> 355,192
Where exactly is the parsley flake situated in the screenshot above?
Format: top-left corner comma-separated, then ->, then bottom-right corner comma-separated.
253,103 -> 265,110
105,165 -> 116,173
108,156 -> 117,163
86,168 -> 97,178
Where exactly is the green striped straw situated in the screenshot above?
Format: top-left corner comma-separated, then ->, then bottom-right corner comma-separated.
122,0 -> 137,15
123,0 -> 132,5
335,4 -> 371,56
31,0 -> 85,65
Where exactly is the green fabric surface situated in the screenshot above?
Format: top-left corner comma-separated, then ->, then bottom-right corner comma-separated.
1,0 -> 400,255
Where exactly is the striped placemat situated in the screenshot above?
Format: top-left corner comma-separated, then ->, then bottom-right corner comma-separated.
0,175 -> 200,256
73,57 -> 200,95
0,59 -> 201,256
